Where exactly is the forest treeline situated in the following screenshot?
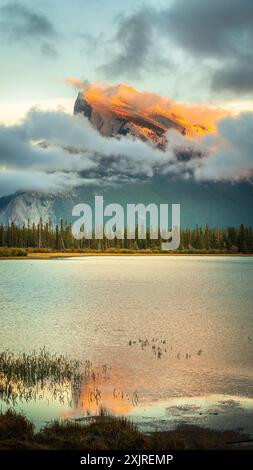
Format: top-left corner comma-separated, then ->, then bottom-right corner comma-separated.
0,220 -> 252,253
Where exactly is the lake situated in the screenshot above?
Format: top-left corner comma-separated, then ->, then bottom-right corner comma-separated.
0,256 -> 253,433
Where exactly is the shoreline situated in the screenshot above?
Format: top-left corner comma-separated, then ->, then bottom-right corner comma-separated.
1,251 -> 253,260
0,410 -> 252,450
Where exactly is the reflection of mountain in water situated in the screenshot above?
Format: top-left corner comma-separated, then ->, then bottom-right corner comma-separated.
0,349 -> 136,419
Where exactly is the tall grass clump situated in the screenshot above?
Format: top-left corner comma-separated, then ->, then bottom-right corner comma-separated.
0,248 -> 27,257
0,348 -> 84,406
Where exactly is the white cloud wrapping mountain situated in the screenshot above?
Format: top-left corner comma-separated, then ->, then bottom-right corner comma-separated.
0,90 -> 253,225
0,104 -> 253,200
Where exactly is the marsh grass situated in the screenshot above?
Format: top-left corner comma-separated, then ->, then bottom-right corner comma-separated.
0,348 -> 84,406
0,349 -> 132,423
0,409 -> 34,440
0,348 -> 82,383
0,410 -> 250,450
0,247 -> 27,257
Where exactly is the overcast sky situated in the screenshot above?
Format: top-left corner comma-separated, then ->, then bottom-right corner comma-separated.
1,0 -> 253,124
0,0 -> 253,195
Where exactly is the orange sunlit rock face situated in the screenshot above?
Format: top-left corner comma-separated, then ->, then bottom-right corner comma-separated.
68,79 -> 229,141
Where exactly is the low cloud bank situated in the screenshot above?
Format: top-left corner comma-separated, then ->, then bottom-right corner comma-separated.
0,109 -> 252,197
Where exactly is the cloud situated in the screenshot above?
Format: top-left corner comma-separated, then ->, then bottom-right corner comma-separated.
162,0 -> 253,93
65,77 -> 89,90
0,108 -> 252,197
0,170 -> 82,198
0,2 -> 59,57
212,58 -> 253,94
0,114 -> 97,172
99,9 -> 171,79
196,113 -> 253,181
99,0 -> 253,94
100,9 -> 153,78
0,108 -> 191,196
41,43 -> 59,59
0,110 -> 156,195
161,0 -> 253,57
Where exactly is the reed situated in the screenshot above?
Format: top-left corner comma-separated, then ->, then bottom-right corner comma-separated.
0,348 -> 84,406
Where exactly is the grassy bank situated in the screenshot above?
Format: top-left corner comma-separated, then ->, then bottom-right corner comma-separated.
1,247 -> 253,259
0,247 -> 28,257
0,410 -> 251,450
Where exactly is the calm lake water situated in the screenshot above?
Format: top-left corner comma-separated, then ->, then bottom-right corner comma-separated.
0,256 -> 253,433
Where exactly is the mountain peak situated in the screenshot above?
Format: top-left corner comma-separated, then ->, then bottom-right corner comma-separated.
73,83 -> 210,144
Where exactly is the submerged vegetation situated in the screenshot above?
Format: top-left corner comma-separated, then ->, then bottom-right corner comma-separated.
0,409 -> 251,450
0,221 -> 253,253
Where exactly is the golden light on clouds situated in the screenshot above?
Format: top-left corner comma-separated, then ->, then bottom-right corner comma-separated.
1,80 -> 253,131
65,79 -> 253,137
